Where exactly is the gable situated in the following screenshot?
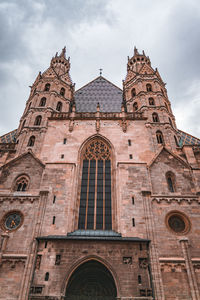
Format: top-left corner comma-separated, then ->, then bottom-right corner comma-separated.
0,152 -> 44,190
148,147 -> 189,169
139,63 -> 155,75
75,76 -> 123,113
149,148 -> 194,195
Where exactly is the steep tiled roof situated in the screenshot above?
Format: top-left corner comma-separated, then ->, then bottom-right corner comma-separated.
177,130 -> 200,146
75,76 -> 123,112
0,129 -> 17,143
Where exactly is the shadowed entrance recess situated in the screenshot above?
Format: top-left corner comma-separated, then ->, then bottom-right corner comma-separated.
65,260 -> 117,300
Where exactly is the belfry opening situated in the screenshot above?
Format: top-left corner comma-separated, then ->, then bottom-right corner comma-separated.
65,260 -> 117,300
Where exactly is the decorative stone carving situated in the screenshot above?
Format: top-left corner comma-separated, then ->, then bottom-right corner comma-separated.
123,256 -> 132,264
160,262 -> 186,272
152,197 -> 200,205
139,258 -> 148,269
0,196 -> 39,204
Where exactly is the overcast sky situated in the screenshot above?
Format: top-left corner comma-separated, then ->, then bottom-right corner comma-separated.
0,0 -> 200,138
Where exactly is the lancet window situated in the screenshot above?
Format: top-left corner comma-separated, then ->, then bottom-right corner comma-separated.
14,176 -> 29,192
156,131 -> 164,144
44,83 -> 50,91
146,84 -> 152,92
60,87 -> 65,96
78,138 -> 112,230
27,136 -> 35,147
56,101 -> 62,112
39,97 -> 46,107
152,113 -> 159,122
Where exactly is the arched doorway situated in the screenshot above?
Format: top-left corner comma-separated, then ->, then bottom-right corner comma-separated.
65,260 -> 117,300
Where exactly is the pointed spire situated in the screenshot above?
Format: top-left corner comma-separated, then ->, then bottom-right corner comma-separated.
134,46 -> 139,55
60,46 -> 66,58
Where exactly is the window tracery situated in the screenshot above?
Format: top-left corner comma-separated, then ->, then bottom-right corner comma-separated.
14,175 -> 29,191
78,138 -> 112,230
156,131 -> 164,144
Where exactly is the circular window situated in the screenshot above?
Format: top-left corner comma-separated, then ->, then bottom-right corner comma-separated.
1,211 -> 23,232
166,211 -> 190,235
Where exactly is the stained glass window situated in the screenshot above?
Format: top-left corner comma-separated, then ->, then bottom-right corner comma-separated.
78,139 -> 112,230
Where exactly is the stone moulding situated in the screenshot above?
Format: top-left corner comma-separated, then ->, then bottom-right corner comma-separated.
49,111 -> 146,121
0,254 -> 27,268
0,195 -> 40,204
152,196 -> 200,205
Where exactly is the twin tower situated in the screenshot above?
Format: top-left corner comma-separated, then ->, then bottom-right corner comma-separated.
16,46 -> 179,158
1,47 -> 199,300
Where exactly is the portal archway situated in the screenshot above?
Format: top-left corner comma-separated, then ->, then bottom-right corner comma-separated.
65,260 -> 117,300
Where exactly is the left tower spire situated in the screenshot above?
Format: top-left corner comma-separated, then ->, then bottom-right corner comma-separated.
16,47 -> 74,156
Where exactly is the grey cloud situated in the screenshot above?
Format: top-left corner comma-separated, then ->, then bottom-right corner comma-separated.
1,0 -> 200,138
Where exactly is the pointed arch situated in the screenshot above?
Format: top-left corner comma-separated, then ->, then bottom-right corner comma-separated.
27,136 -> 35,147
44,83 -> 50,91
34,115 -> 42,126
39,97 -> 46,107
62,255 -> 120,297
60,87 -> 65,96
156,131 -> 164,144
152,112 -> 159,122
78,137 -> 112,230
146,83 -> 152,92
56,101 -> 62,111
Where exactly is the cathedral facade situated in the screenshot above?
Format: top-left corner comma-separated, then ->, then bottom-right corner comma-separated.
0,47 -> 200,300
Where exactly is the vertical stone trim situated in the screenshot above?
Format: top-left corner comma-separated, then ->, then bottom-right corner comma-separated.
18,191 -> 49,300
0,231 -> 9,264
142,191 -> 165,300
179,238 -> 200,300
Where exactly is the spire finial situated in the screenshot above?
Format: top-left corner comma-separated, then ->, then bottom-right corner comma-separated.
99,68 -> 103,76
134,46 -> 139,55
60,46 -> 66,57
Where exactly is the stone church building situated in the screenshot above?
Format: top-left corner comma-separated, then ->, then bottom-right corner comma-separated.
0,47 -> 200,300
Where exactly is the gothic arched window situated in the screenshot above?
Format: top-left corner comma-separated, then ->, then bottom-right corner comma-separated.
34,115 -> 42,126
39,97 -> 46,107
156,131 -> 164,144
44,83 -> 50,91
131,88 -> 136,97
27,136 -> 35,147
166,172 -> 175,192
60,87 -> 65,96
133,102 -> 138,111
14,175 -> 29,192
78,138 -> 112,230
146,84 -> 152,92
56,101 -> 62,112
149,98 -> 154,105
152,113 -> 159,122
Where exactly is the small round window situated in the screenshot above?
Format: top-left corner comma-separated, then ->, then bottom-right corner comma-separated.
1,211 -> 23,232
166,211 -> 190,235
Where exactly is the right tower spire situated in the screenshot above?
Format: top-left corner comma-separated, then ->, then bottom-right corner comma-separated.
123,47 -> 180,150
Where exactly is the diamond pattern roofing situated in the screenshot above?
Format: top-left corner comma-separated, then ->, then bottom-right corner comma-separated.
74,76 -> 123,112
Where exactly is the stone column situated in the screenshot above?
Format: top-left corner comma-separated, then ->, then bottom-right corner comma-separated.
142,191 -> 165,300
179,238 -> 200,300
0,231 -> 9,264
18,191 -> 49,300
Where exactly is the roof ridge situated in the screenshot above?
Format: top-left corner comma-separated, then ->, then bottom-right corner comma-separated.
75,76 -> 122,93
